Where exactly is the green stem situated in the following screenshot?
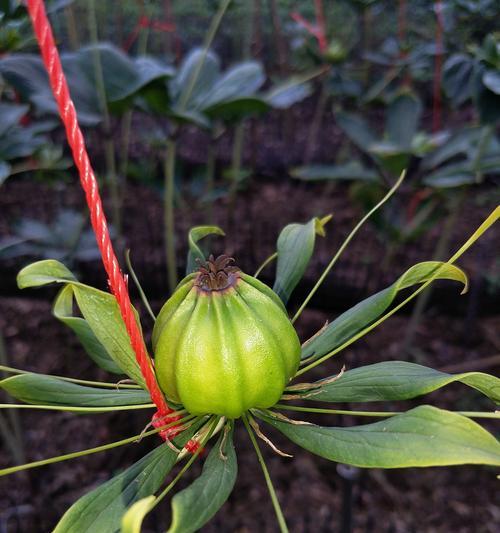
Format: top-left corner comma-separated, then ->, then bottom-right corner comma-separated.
119,9 -> 149,185
292,171 -> 406,324
164,137 -> 178,293
64,4 -> 80,50
296,206 -> 500,377
472,124 -> 494,182
125,250 -> 156,321
0,414 -> 197,477
401,191 -> 465,354
254,252 -> 278,277
178,0 -> 233,111
0,403 -> 156,413
304,75 -> 329,164
228,121 -> 246,212
274,404 -> 500,419
0,365 -> 142,389
205,133 -> 217,223
0,334 -> 24,463
242,414 -> 289,533
88,0 -> 121,240
153,416 -> 219,505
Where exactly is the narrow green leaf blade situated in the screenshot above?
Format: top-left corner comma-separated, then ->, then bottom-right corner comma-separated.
308,361 -> 500,404
17,259 -> 76,288
17,260 -> 146,386
186,226 -> 225,274
264,406 -> 500,468
54,285 -> 122,374
273,215 -> 332,304
168,427 -> 237,533
121,497 -> 155,533
302,261 -> 468,361
0,373 -> 151,409
72,285 -> 145,387
53,425 -> 201,533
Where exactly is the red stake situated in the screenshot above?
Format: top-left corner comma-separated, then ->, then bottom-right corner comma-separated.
26,0 -> 175,431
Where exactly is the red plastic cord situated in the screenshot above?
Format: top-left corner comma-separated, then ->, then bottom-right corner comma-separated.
26,0 -> 175,429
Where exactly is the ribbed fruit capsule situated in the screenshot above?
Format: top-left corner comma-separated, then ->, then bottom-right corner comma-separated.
152,255 -> 301,418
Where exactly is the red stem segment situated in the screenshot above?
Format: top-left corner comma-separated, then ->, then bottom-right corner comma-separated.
26,0 -> 174,429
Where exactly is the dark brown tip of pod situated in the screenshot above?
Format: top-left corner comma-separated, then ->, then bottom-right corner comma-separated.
195,254 -> 240,292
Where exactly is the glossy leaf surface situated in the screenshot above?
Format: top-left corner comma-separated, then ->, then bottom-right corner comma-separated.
168,427 -> 237,533
273,215 -> 332,304
306,361 -> 500,404
264,406 -> 500,467
0,373 -> 151,409
301,261 -> 468,361
17,260 -> 145,386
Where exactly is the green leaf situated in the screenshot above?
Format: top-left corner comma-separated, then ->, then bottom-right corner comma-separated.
307,361 -> 500,404
121,497 -> 155,533
0,102 -> 29,137
273,215 -> 332,304
385,91 -> 422,148
336,111 -> 377,152
290,161 -> 378,182
170,48 -> 220,110
442,54 -> 475,107
0,161 -> 12,186
17,259 -> 76,288
265,74 -> 313,109
53,424 -> 201,533
17,260 -> 145,387
201,61 -> 265,110
0,373 -> 151,410
76,44 -> 174,104
483,69 -> 500,95
186,225 -> 225,274
168,427 -> 237,533
302,261 -> 468,361
263,406 -> 500,468
54,285 -> 123,374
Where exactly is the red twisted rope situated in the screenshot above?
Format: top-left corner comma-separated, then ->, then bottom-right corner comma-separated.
26,0 -> 177,435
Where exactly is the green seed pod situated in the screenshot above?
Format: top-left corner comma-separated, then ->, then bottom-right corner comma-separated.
153,255 -> 301,418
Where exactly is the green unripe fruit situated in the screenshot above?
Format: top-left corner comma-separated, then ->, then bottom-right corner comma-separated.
153,255 -> 301,419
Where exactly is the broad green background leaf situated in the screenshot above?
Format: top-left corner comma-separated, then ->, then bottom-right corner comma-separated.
336,112 -> 376,152
264,406 -> 500,467
0,161 -> 12,186
53,423 -> 202,533
442,54 -> 475,106
307,361 -> 500,404
290,162 -> 378,182
273,215 -> 332,304
302,262 -> 468,361
0,373 -> 151,410
200,61 -> 265,110
168,427 -> 237,533
54,285 -> 122,374
265,75 -> 313,109
170,48 -> 220,110
18,260 -> 145,387
0,102 -> 29,137
186,226 -> 225,274
385,92 -> 422,148
121,496 -> 155,533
